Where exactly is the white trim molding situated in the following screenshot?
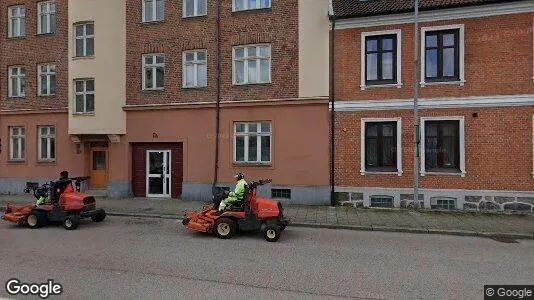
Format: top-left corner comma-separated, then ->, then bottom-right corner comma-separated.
420,116 -> 466,177
360,118 -> 403,176
420,24 -> 465,87
335,1 -> 534,29
360,29 -> 403,90
331,94 -> 534,111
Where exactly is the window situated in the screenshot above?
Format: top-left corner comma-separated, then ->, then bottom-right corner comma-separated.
38,1 -> 56,34
143,0 -> 164,22
360,118 -> 402,175
143,54 -> 165,90
38,64 -> 56,96
430,197 -> 456,210
183,0 -> 206,17
9,127 -> 25,160
75,23 -> 94,57
362,32 -> 400,87
233,0 -> 270,11
9,66 -> 26,98
234,121 -> 271,164
370,196 -> 394,208
421,24 -> 465,86
38,126 -> 55,161
183,50 -> 207,88
8,6 -> 25,38
420,117 -> 465,176
233,44 -> 271,85
272,189 -> 291,199
74,79 -> 94,113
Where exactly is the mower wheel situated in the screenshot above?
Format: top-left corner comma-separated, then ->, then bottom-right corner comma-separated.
263,224 -> 281,242
63,215 -> 80,230
214,217 -> 237,239
27,210 -> 47,229
91,210 -> 106,222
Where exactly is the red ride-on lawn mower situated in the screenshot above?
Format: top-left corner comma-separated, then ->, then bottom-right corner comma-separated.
182,179 -> 290,242
1,176 -> 106,230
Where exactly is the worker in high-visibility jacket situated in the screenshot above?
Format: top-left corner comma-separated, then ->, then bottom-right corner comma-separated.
218,173 -> 247,211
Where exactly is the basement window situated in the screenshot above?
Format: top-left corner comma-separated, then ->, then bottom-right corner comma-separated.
271,189 -> 291,199
370,196 -> 394,208
430,197 -> 456,210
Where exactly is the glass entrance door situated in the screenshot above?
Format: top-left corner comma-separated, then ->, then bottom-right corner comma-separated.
146,150 -> 171,198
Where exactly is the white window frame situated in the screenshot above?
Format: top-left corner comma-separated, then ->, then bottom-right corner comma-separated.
9,126 -> 25,160
420,116 -> 466,177
142,53 -> 165,90
37,1 -> 56,34
233,121 -> 272,164
182,50 -> 207,88
232,44 -> 271,85
183,0 -> 207,18
8,66 -> 26,98
38,125 -> 56,161
37,64 -> 56,96
420,24 -> 465,87
360,118 -> 403,176
232,0 -> 271,12
142,0 -> 165,22
74,23 -> 94,57
8,5 -> 25,38
360,29 -> 402,90
74,79 -> 95,114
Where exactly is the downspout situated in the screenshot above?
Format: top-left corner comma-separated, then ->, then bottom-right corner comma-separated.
212,0 -> 221,193
329,3 -> 336,206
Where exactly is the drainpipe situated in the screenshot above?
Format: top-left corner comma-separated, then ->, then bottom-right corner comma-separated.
329,9 -> 336,206
212,0 -> 221,193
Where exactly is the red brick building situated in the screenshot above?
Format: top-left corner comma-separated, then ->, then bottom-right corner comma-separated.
0,0 -> 331,205
331,0 -> 534,211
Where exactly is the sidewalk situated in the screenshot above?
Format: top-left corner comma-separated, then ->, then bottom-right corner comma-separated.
1,195 -> 533,240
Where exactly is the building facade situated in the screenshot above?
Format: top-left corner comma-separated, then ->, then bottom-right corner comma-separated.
0,0 -> 331,204
331,0 -> 534,211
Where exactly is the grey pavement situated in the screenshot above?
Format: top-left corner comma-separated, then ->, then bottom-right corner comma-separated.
0,216 -> 533,299
1,194 -> 534,239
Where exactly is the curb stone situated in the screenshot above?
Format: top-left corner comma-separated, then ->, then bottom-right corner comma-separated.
1,209 -> 532,240
104,213 -> 534,240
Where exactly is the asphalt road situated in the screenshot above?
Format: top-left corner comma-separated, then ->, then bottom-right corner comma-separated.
0,216 -> 532,300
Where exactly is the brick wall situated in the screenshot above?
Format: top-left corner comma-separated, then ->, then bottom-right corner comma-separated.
125,0 -> 299,106
0,0 -> 68,111
334,12 -> 534,101
334,106 -> 534,191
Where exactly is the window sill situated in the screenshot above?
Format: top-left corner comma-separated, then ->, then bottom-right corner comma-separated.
182,14 -> 208,19
182,86 -> 207,90
8,96 -> 26,99
232,7 -> 272,14
140,20 -> 165,25
7,160 -> 25,164
72,112 -> 95,116
233,82 -> 271,87
420,80 -> 465,87
421,171 -> 466,177
37,160 -> 56,165
361,170 -> 403,176
232,162 -> 273,168
142,88 -> 165,93
36,32 -> 55,37
361,83 -> 403,90
7,36 -> 26,40
72,55 -> 95,60
38,94 -> 56,98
